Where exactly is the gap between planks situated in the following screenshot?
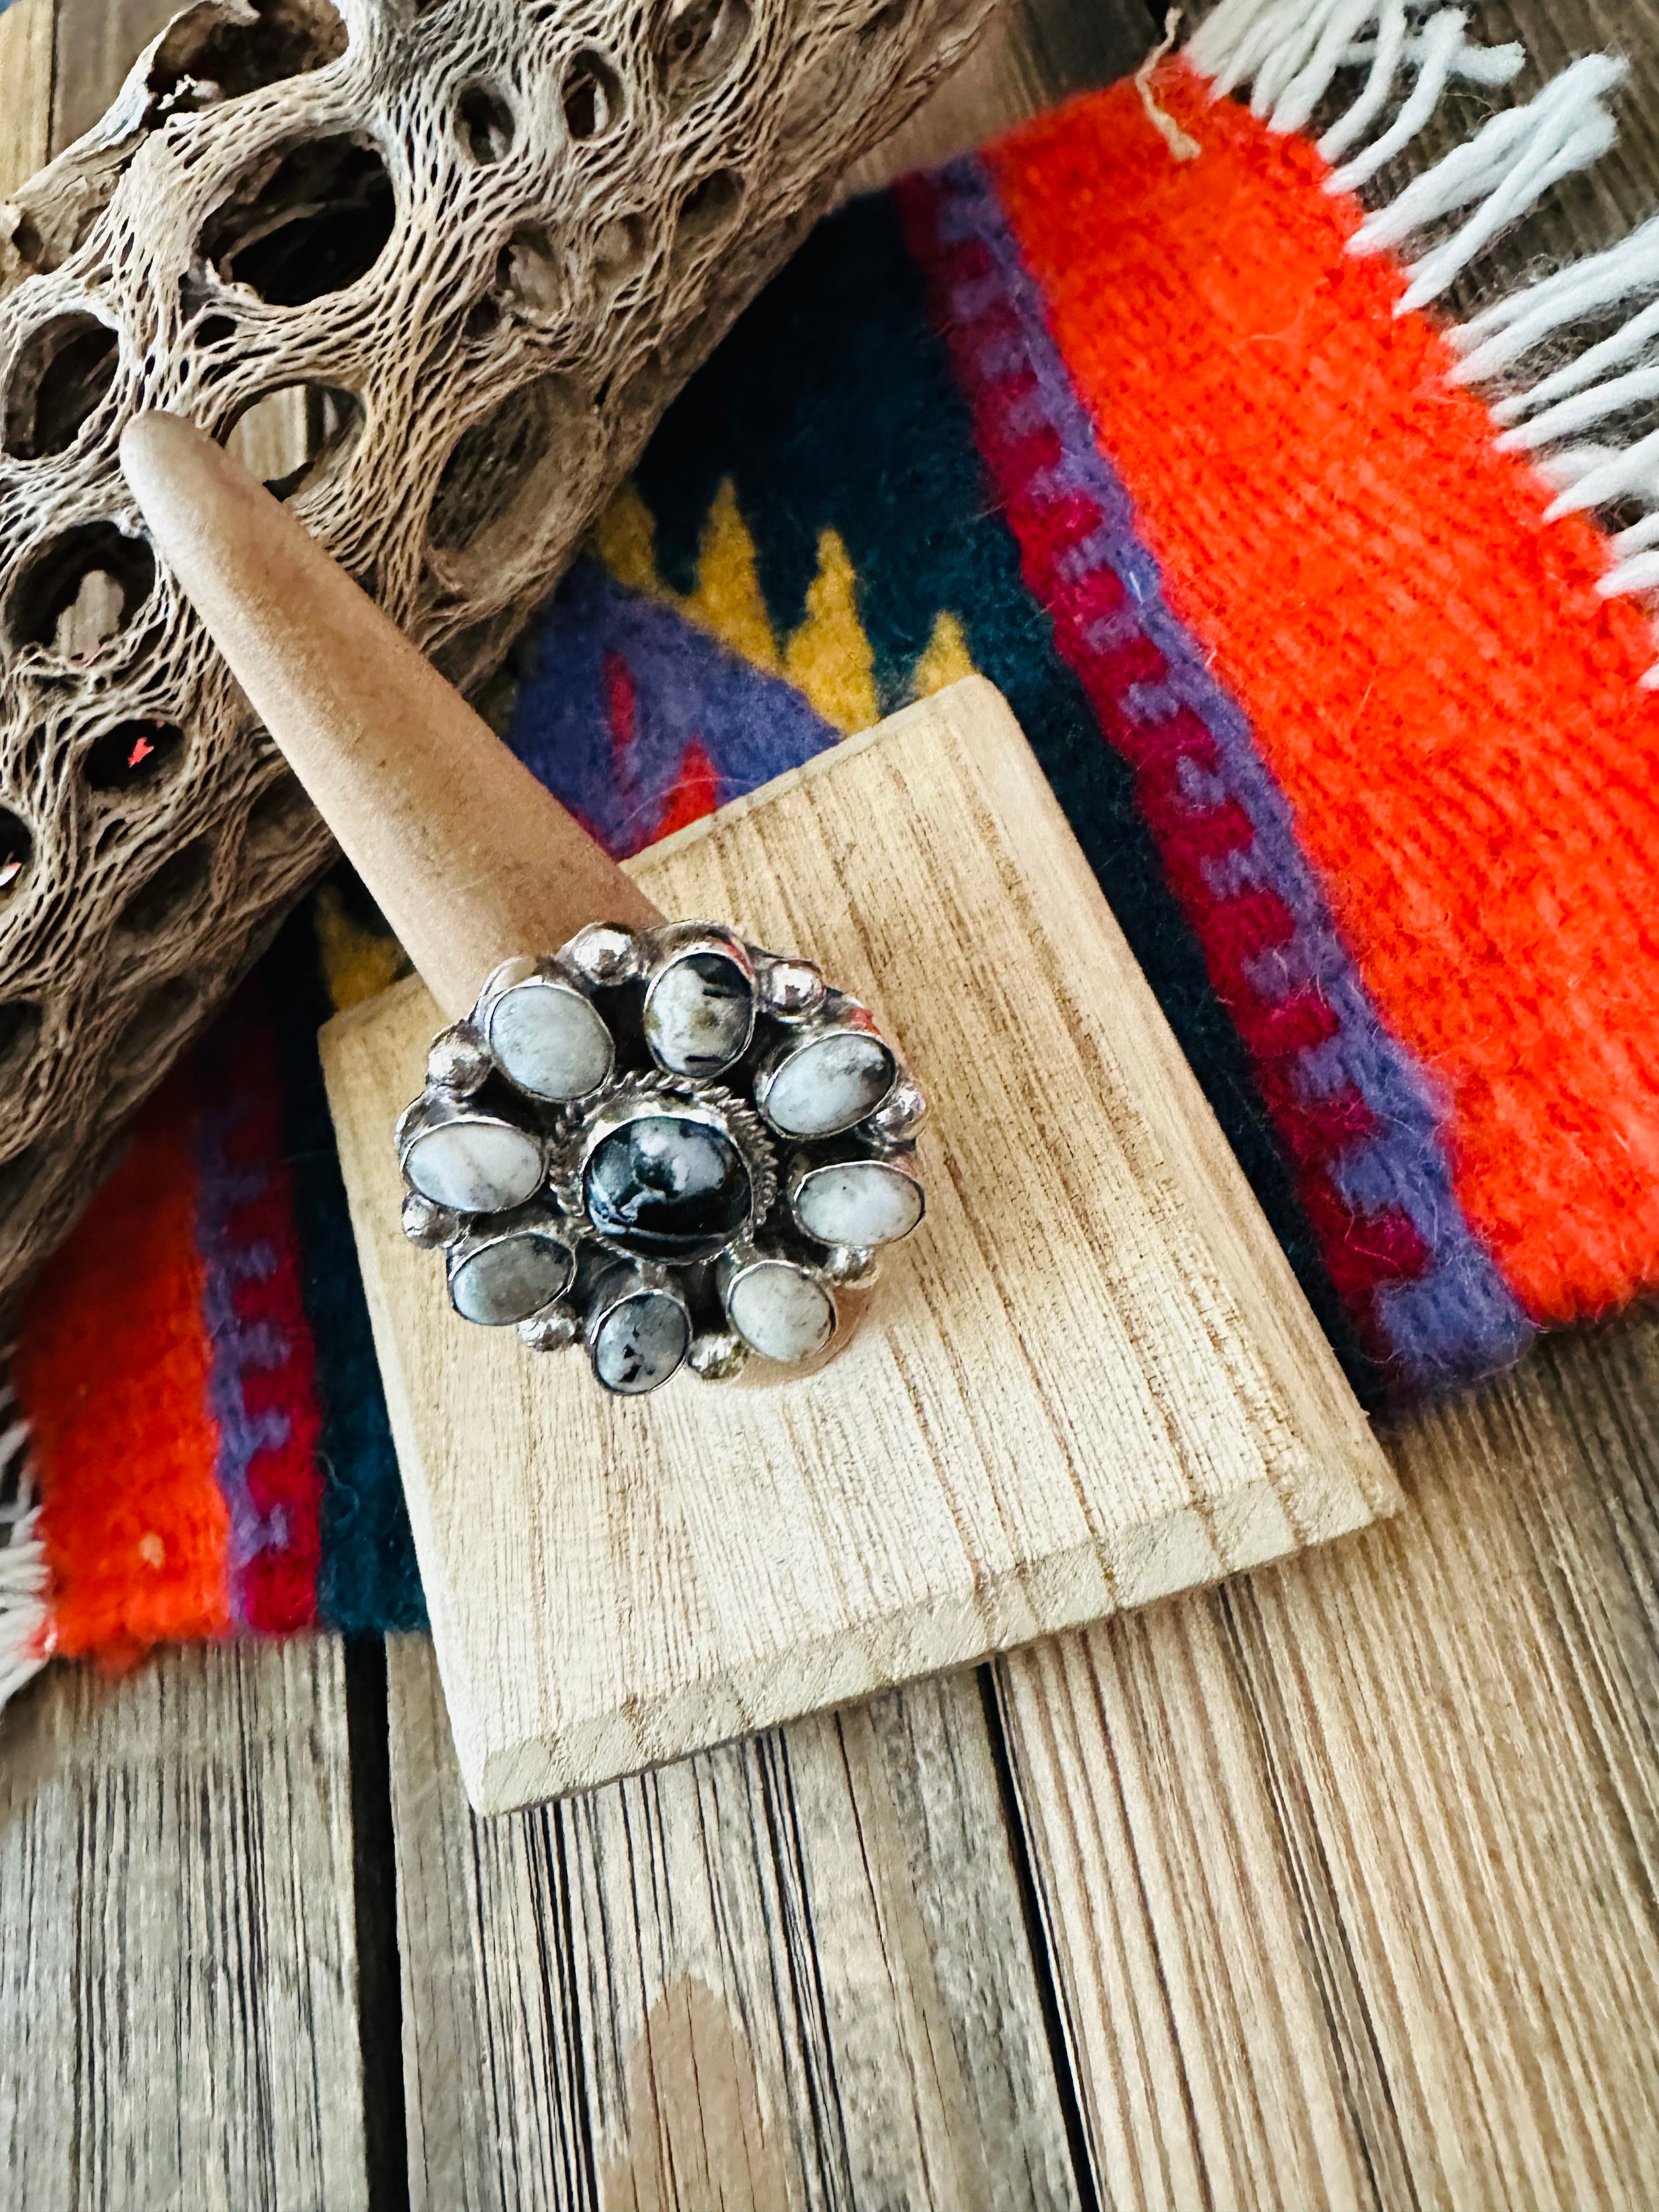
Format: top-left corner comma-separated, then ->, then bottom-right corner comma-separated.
996,1309 -> 1659,2209
387,1633 -> 1084,2212
380,8 -> 1166,2205
990,4 -> 1659,2206
14,5 -> 1657,2210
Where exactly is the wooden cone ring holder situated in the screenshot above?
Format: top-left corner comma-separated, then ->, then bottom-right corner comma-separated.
121,415 -> 665,1012
123,416 -> 890,1389
123,415 -> 1397,1812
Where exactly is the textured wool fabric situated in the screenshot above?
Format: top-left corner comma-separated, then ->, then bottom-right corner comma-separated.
8,54 -> 1659,1676
14,1081 -> 231,1658
990,67 -> 1659,1327
895,152 -> 1528,1389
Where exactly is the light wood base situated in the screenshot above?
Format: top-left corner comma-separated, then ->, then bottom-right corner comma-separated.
321,678 -> 1396,1809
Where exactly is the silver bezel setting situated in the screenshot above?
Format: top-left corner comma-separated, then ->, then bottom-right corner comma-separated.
396,1087 -> 546,1215
474,955 -> 617,1105
640,922 -> 759,1079
393,919 -> 927,1395
445,1206 -> 579,1327
716,1247 -> 839,1364
558,1071 -> 779,1254
751,997 -> 901,1142
785,1147 -> 927,1250
584,1262 -> 693,1396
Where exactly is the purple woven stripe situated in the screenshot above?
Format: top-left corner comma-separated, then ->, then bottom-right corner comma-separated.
193,1014 -> 295,1626
930,155 -> 1532,1390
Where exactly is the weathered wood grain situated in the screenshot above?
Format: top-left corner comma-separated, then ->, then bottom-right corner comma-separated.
47,0 -> 174,151
0,0 -> 54,197
0,1639 -> 370,2210
997,1311 -> 1659,2210
17,6 -> 1659,2212
381,15 -> 1145,2202
388,1630 -> 1081,2212
325,679 -> 1392,1808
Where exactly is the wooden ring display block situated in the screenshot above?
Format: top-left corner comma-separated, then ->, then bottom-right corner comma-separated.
321,678 -> 1398,1811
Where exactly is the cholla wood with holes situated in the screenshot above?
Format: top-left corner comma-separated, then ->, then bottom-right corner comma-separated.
0,0 -> 1000,1300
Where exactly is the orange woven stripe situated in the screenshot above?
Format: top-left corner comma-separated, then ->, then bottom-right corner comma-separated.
14,1074 -> 229,1657
989,68 -> 1659,1322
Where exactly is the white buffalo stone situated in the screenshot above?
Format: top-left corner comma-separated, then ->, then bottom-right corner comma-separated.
590,1286 -> 691,1395
488,978 -> 614,1101
450,1231 -> 573,1325
404,1117 -> 543,1215
793,1159 -> 923,1248
761,1030 -> 895,1138
644,952 -> 754,1077
726,1260 -> 836,1364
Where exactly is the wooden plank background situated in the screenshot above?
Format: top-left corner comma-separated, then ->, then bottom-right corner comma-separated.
4,1 -> 1659,2205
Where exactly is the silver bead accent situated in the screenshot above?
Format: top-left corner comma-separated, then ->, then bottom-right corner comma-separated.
688,1329 -> 750,1382
864,1076 -> 928,1147
821,1244 -> 882,1287
755,955 -> 827,1020
401,1190 -> 460,1248
559,921 -> 644,988
518,1305 -> 582,1352
426,1021 -> 493,1097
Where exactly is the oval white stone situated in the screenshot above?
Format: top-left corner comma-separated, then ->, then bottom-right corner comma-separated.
450,1232 -> 573,1325
644,952 -> 754,1077
793,1159 -> 922,1248
404,1118 -> 543,1214
761,1030 -> 895,1138
726,1260 -> 835,1363
488,979 -> 613,1101
590,1289 -> 691,1395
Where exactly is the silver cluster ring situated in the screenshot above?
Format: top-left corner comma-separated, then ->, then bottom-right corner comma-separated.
394,922 -> 927,1396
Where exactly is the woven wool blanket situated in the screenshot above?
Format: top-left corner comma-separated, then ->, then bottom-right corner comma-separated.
7,2 -> 1659,1696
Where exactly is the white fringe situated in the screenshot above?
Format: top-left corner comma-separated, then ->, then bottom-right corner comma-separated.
1350,54 -> 1623,313
1186,3 -> 1659,676
0,1396 -> 52,1711
1190,2 -> 1526,170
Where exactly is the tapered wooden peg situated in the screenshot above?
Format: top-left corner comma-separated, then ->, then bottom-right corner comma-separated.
121,411 -> 899,1395
120,412 -> 661,1019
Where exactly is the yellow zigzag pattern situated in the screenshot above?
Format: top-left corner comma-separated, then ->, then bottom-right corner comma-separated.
313,882 -> 410,1014
311,478 -> 970,1011
595,478 -> 974,736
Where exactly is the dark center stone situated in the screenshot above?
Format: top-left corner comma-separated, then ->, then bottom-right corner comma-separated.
644,950 -> 754,1078
584,1110 -> 752,1261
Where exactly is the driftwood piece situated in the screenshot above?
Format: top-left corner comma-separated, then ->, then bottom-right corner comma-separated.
0,0 -> 1000,1296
